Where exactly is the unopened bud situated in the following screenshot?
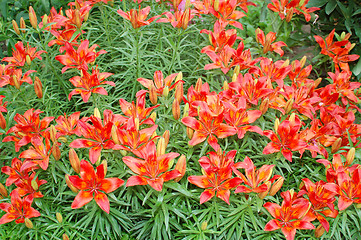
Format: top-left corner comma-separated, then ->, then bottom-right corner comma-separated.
58,136 -> 67,143
150,112 -> 157,122
314,78 -> 322,87
232,73 -> 237,82
20,17 -> 26,33
34,76 -> 43,98
12,20 -> 20,35
0,113 -> 6,129
42,14 -> 48,26
31,179 -> 39,191
74,10 -> 82,29
63,233 -> 70,240
69,149 -> 80,173
201,221 -> 208,231
285,7 -> 294,22
269,177 -> 284,196
111,125 -> 120,144
258,181 -> 271,199
315,224 -> 325,238
52,144 -> 61,160
285,98 -> 294,114
223,81 -> 229,91
174,82 -> 183,102
120,150 -> 128,156
149,85 -> 158,105
25,218 -> 34,229
162,130 -> 170,147
181,9 -> 190,29
259,98 -> 269,114
300,56 -> 307,68
356,203 -> 361,208
331,138 -> 342,153
195,78 -> 202,92
157,137 -> 166,156
274,118 -> 280,132
26,55 -> 32,66
172,99 -> 181,120
174,155 -> 186,182
346,147 -> 355,166
186,127 -> 194,139
0,183 -> 8,198
101,160 -> 107,176
163,86 -> 169,97
50,125 -> 57,143
134,117 -> 139,131
185,0 -> 191,9
94,108 -> 101,119
65,174 -> 79,193
56,212 -> 63,223
289,113 -> 296,124
29,6 -> 38,29
182,103 -> 189,118
213,0 -> 219,11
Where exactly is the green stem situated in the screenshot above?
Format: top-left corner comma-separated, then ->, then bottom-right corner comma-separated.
168,28 -> 183,73
131,28 -> 141,99
100,5 -> 111,45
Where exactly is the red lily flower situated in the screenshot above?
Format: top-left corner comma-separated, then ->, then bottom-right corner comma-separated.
231,41 -> 260,74
184,78 -> 214,117
294,0 -> 320,22
0,95 -> 7,129
48,27 -> 81,52
263,115 -> 307,162
55,112 -> 82,138
255,28 -> 287,56
68,67 -> 114,103
258,58 -> 291,88
328,71 -> 361,107
69,160 -> 124,213
1,158 -> 38,187
0,66 -> 36,89
157,9 -> 194,29
298,178 -> 338,232
64,2 -> 92,29
234,156 -> 280,194
122,141 -> 181,191
223,97 -> 263,139
38,7 -> 68,30
182,102 -> 236,151
337,169 -> 361,211
264,190 -> 315,240
204,45 -> 235,74
69,110 -> 120,164
3,109 -> 54,151
118,6 -> 159,29
236,0 -> 257,13
209,0 -> 246,29
19,136 -> 52,170
13,173 -> 47,199
288,58 -> 313,87
137,70 -> 179,96
2,42 -> 46,67
0,191 -> 40,224
55,40 -> 106,73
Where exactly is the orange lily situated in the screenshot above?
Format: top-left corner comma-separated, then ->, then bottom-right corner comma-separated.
19,136 -> 52,170
137,70 -> 179,96
69,160 -> 124,213
1,158 -> 38,187
157,9 -> 194,29
255,28 -> 287,56
2,42 -> 46,67
337,169 -> 361,211
117,6 -> 159,29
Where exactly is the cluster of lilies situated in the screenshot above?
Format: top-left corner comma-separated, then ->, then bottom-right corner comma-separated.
0,0 -> 360,240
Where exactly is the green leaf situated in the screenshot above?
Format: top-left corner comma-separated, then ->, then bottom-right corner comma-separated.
352,58 -> 361,76
165,182 -> 192,197
326,0 -> 337,15
307,0 -> 328,8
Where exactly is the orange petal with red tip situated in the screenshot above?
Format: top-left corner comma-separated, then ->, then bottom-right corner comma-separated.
71,191 -> 93,209
94,192 -> 110,213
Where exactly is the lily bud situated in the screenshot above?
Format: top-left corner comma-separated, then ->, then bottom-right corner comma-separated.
174,82 -> 183,102
346,147 -> 355,166
185,0 -> 191,9
58,136 -> 67,143
174,155 -> 186,182
42,14 -> 48,26
150,112 -> 157,122
0,183 -> 8,198
120,150 -> 128,156
50,125 -> 57,143
149,85 -> 158,105
289,112 -> 296,124
331,138 -> 342,153
65,175 -> 79,193
84,11 -> 90,22
134,117 -> 140,131
25,218 -> 34,229
69,149 -> 80,173
163,86 -> 169,97
274,118 -> 280,132
168,159 -> 174,170
314,78 -> 322,88
300,56 -> 307,68
29,6 -> 38,29
181,9 -> 191,30
94,107 -> 101,119
111,125 -> 120,144
258,181 -> 271,199
315,224 -> 325,238
201,221 -> 208,231
63,234 -> 70,240
232,73 -> 237,83
172,99 -> 181,120
223,81 -> 229,91
56,212 -> 63,223
285,7 -> 294,22
157,137 -> 166,156
289,189 -> 295,198
52,144 -> 61,160
213,0 -> 219,11
162,130 -> 170,147
259,98 -> 269,114
0,112 -> 6,129
233,65 -> 240,76
31,179 -> 39,191
285,98 -> 294,114
75,10 -> 82,29
34,76 -> 43,98
26,55 -> 32,66
195,78 -> 202,92
101,160 -> 108,176
20,17 -> 26,33
356,203 -> 361,208
182,103 -> 189,119
12,20 -> 20,35
186,127 -> 194,139
269,177 -> 284,196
